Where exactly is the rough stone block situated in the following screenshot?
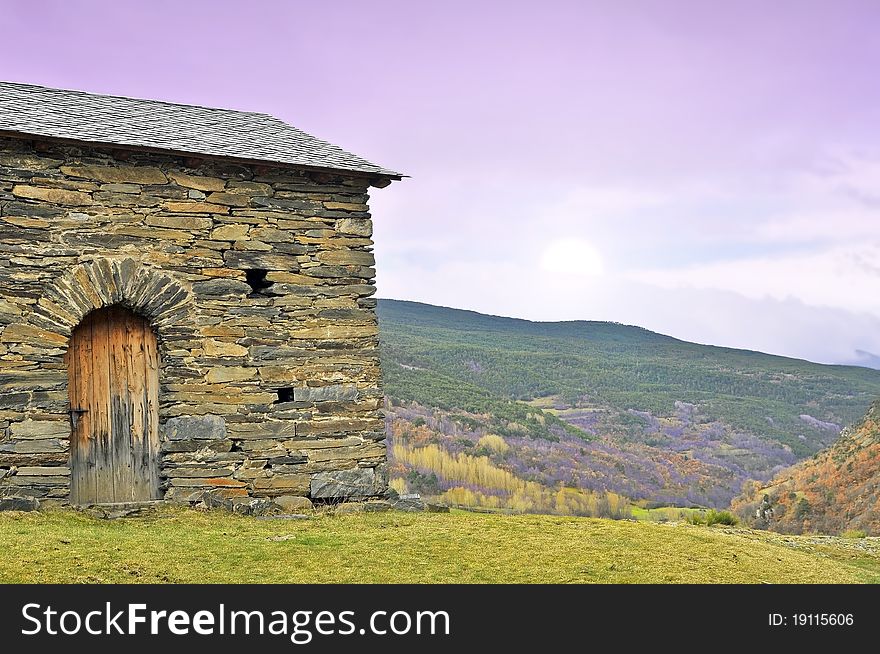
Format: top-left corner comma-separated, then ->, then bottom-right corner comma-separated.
288,324 -> 378,340
316,249 -> 375,266
227,421 -> 297,440
207,192 -> 249,207
296,417 -> 383,437
0,439 -> 66,454
0,496 -> 40,511
61,164 -> 167,184
323,201 -> 368,212
163,201 -> 228,214
336,218 -> 372,236
253,474 -> 310,496
231,497 -> 282,516
166,170 -> 225,191
206,366 -> 255,382
310,466 -> 386,499
8,420 -> 69,439
163,415 -> 227,441
192,279 -> 252,298
307,441 -> 385,463
165,466 -> 234,478
226,181 -> 272,196
146,215 -> 213,230
210,224 -> 249,240
16,466 -> 70,476
204,340 -> 248,357
293,384 -> 358,403
12,185 -> 92,205
282,437 -> 362,450
223,250 -> 304,270
5,475 -> 69,486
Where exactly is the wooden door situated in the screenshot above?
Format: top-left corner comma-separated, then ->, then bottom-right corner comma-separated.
65,306 -> 160,504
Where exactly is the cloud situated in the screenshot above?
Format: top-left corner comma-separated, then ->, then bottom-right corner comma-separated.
753,210 -> 878,243
631,243 -> 880,317
539,239 -> 605,277
748,151 -> 880,244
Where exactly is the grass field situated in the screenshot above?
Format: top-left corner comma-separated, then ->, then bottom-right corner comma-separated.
1,507 -> 878,583
629,506 -> 705,522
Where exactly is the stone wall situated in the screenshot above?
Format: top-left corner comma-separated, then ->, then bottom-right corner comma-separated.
0,135 -> 387,506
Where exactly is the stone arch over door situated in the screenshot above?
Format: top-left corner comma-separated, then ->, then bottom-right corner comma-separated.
32,258 -> 194,341
65,306 -> 160,504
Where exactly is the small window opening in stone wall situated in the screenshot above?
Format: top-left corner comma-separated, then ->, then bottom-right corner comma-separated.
245,269 -> 274,295
275,387 -> 295,404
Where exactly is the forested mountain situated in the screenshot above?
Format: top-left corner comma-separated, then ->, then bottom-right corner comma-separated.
378,299 -> 880,512
733,400 -> 880,535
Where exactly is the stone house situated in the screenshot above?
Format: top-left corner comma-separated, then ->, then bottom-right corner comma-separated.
0,82 -> 401,509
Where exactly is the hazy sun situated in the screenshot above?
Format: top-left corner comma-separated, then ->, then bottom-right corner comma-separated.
539,238 -> 605,276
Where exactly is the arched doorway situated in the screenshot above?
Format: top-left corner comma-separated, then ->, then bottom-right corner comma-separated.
65,306 -> 161,504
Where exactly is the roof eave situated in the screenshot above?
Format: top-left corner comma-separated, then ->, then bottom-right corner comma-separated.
0,129 -> 405,187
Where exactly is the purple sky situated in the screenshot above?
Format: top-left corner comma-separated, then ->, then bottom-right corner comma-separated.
3,0 -> 880,365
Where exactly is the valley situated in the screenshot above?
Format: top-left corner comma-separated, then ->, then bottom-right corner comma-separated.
378,299 -> 880,515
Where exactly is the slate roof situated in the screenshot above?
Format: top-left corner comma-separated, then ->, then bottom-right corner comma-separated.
0,81 -> 401,178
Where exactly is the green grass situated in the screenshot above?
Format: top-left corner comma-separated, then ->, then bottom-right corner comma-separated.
1,507 -> 879,583
630,506 -> 705,522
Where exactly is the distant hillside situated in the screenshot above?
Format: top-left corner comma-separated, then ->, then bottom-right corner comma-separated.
842,350 -> 880,370
733,400 -> 880,535
378,299 -> 880,510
